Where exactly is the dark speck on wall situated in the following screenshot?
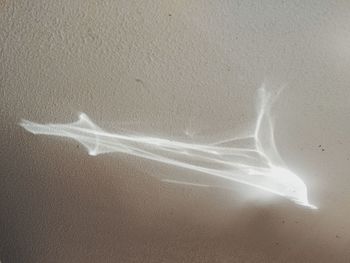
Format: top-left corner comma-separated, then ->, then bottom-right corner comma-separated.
318,145 -> 325,151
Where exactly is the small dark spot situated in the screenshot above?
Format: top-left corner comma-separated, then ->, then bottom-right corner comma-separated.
135,78 -> 142,82
275,242 -> 279,245
282,220 -> 285,224
76,144 -> 80,148
168,13 -> 172,16
336,235 -> 340,238
322,148 -> 325,152
295,221 -> 299,224
0,0 -> 7,9
318,145 -> 322,148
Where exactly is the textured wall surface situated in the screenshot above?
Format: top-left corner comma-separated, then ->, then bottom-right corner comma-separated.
1,1 -> 350,262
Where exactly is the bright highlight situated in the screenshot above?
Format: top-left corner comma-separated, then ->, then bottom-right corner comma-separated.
19,87 -> 317,209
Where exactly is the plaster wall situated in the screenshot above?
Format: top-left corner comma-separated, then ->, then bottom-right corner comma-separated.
1,1 -> 350,262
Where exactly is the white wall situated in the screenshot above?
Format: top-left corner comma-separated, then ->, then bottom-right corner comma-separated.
1,1 -> 350,262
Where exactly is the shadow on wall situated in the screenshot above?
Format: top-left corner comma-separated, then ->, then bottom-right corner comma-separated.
0,115 -> 346,263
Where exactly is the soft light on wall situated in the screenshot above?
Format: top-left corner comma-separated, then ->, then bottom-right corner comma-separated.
20,86 -> 317,209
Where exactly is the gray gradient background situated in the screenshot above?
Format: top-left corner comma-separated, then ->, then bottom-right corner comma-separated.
1,1 -> 350,262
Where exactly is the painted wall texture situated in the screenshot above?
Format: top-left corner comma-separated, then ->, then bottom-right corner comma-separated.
1,1 -> 350,262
